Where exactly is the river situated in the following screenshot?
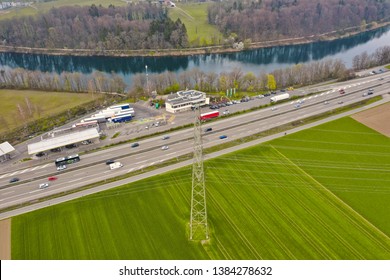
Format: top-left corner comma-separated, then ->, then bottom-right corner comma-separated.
0,26 -> 389,86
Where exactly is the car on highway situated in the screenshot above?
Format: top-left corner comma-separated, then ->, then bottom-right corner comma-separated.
161,145 -> 169,150
9,177 -> 19,183
294,104 -> 301,108
131,143 -> 139,148
162,135 -> 170,140
48,176 -> 58,181
338,101 -> 344,104
56,165 -> 67,171
106,159 -> 115,165
39,183 -> 49,189
271,107 -> 278,111
324,101 -> 329,105
204,127 -> 213,132
219,135 -> 228,139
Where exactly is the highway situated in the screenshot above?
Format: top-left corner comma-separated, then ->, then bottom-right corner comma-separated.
0,71 -> 389,212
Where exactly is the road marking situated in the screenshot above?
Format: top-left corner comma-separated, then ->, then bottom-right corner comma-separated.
20,169 -> 30,174
0,174 -> 8,179
127,168 -> 134,173
31,166 -> 41,171
314,95 -> 318,98
308,96 -> 312,99
7,171 -> 20,176
68,178 -> 84,183
2,191 -> 15,196
29,190 -> 41,194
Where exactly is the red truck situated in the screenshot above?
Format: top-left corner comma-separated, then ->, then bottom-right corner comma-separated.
200,110 -> 219,121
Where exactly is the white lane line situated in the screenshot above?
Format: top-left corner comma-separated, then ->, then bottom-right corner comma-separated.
127,168 -> 134,173
2,191 -> 15,196
7,171 -> 20,176
68,178 -> 84,183
20,169 -> 30,174
31,166 -> 41,171
0,174 -> 8,179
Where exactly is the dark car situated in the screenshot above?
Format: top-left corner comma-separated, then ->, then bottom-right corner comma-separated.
106,159 -> 115,165
35,152 -> 46,157
204,127 -> 213,132
9,177 -> 19,183
131,143 -> 139,148
65,144 -> 77,149
219,135 -> 227,139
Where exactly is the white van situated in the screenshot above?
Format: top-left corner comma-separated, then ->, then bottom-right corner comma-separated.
109,162 -> 123,170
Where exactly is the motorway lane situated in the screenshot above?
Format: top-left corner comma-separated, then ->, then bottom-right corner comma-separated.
0,75 -> 389,208
0,76 -> 387,188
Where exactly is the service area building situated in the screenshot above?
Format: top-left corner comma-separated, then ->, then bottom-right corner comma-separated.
165,90 -> 209,113
0,141 -> 15,162
27,128 -> 100,155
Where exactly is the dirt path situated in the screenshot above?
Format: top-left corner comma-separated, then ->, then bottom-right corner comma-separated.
352,102 -> 390,137
0,219 -> 11,260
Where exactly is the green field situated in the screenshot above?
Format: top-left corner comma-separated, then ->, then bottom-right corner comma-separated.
169,3 -> 224,46
11,117 -> 390,259
0,0 -> 126,20
0,89 -> 99,133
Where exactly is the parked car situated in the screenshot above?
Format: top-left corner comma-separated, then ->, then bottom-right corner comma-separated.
9,177 -> 19,183
65,144 -> 77,149
35,152 -> 46,157
131,143 -> 139,148
161,145 -> 169,150
219,135 -> 228,139
39,183 -> 49,189
106,159 -> 115,165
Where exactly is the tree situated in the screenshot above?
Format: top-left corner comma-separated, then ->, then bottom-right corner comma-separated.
267,74 -> 276,91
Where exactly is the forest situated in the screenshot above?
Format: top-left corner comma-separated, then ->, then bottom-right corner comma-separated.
208,0 -> 390,42
0,3 -> 188,50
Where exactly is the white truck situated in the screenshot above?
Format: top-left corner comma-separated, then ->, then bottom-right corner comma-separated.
270,93 -> 290,103
109,162 -> 123,170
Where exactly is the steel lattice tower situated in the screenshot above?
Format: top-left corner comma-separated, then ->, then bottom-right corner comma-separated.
189,106 -> 209,241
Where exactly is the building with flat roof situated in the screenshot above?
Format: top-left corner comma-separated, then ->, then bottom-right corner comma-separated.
28,128 -> 100,155
165,90 -> 209,113
0,141 -> 15,162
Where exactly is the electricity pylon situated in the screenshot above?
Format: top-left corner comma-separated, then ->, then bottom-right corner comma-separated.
189,105 -> 209,241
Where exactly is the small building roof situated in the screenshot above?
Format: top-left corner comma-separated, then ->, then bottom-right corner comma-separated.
167,90 -> 205,105
0,141 -> 15,156
28,128 -> 100,155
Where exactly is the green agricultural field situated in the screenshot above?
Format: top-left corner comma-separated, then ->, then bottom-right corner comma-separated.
0,0 -> 126,20
169,3 -> 224,46
11,117 -> 390,259
0,89 -> 99,133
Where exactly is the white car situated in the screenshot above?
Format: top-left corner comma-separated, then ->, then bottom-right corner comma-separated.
39,183 -> 49,189
57,165 -> 67,171
161,145 -> 169,150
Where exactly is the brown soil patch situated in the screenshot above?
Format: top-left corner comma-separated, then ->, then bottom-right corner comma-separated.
0,219 -> 11,260
352,102 -> 390,137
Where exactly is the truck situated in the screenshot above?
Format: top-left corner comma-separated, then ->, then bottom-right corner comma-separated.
109,114 -> 132,123
270,93 -> 290,103
109,162 -> 123,169
200,110 -> 219,121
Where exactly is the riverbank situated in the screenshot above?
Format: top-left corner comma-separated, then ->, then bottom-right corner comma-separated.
0,21 -> 389,58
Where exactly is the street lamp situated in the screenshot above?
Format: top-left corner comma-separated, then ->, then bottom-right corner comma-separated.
145,65 -> 149,96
